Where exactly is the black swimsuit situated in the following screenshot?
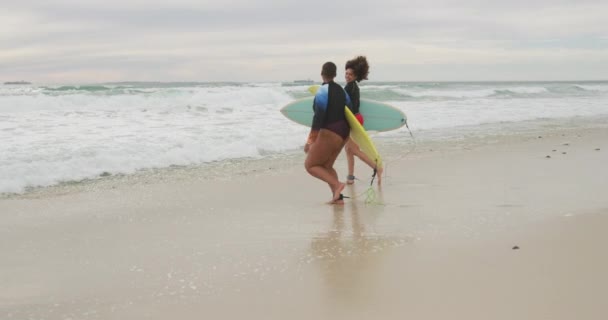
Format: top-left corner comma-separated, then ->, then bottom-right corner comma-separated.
344,81 -> 360,114
311,81 -> 352,140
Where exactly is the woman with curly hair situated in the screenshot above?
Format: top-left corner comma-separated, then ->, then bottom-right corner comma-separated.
343,56 -> 383,185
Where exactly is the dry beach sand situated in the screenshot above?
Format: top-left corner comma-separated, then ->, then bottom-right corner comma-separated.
1,125 -> 607,319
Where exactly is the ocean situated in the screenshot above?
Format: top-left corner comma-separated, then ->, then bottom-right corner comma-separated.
1,81 -> 607,194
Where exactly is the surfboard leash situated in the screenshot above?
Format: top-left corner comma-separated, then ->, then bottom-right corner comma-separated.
350,185 -> 383,205
354,159 -> 384,205
356,119 -> 416,204
369,165 -> 378,187
383,118 -> 417,171
404,118 -> 414,140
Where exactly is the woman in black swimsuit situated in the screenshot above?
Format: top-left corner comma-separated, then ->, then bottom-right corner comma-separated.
304,61 -> 352,204
343,56 -> 383,185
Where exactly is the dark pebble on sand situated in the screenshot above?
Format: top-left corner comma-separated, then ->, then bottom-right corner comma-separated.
596,148 -> 601,151
538,136 -> 542,138
562,152 -> 567,154
563,143 -> 569,146
512,246 -> 520,250
546,155 -> 551,158
552,150 -> 557,152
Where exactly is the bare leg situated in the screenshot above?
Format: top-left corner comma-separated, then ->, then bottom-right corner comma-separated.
305,130 -> 346,203
326,137 -> 347,203
345,140 -> 356,184
326,138 -> 345,182
345,139 -> 382,185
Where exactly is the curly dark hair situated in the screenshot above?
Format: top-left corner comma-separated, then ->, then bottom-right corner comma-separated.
345,56 -> 369,82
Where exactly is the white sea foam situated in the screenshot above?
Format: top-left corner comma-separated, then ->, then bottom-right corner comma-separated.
389,96 -> 607,133
1,81 -> 607,193
391,85 -> 550,99
0,85 -> 307,193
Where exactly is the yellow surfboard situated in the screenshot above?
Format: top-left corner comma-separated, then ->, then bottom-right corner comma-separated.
344,106 -> 383,170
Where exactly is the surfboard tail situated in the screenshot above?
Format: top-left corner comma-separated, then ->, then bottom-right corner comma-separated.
344,107 -> 383,169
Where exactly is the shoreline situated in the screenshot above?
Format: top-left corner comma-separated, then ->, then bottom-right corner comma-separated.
4,115 -> 607,200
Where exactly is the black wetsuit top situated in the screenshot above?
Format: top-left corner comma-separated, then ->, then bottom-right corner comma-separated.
311,81 -> 352,133
344,81 -> 360,114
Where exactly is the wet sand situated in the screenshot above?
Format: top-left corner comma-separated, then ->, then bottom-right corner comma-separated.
1,127 -> 607,319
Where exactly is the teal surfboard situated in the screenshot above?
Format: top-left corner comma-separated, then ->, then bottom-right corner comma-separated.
280,97 -> 406,132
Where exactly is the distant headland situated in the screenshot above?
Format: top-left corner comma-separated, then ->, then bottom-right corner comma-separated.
4,81 -> 32,85
281,79 -> 314,86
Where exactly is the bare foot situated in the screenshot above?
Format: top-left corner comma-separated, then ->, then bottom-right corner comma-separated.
331,182 -> 345,202
328,198 -> 345,205
332,200 -> 344,205
326,194 -> 345,205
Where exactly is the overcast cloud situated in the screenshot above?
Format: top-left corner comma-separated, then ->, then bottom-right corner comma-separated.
1,0 -> 607,83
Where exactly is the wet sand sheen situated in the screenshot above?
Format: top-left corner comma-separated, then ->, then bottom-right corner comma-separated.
1,127 -> 607,319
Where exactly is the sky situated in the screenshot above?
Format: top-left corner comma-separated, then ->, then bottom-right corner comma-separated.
1,0 -> 607,83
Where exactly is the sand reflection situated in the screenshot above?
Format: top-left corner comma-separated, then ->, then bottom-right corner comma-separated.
309,189 -> 409,304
